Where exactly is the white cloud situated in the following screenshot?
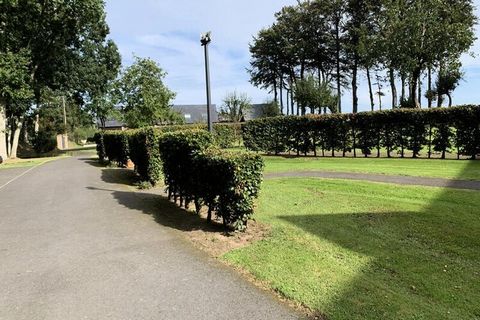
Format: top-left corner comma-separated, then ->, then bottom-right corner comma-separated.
105,0 -> 480,111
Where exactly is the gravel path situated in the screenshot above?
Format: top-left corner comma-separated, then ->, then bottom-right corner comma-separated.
265,171 -> 480,190
0,157 -> 299,320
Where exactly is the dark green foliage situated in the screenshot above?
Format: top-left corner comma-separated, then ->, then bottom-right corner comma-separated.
159,130 -> 264,230
31,130 -> 57,154
128,128 -> 162,185
242,105 -> 480,159
94,132 -> 106,162
102,131 -> 131,167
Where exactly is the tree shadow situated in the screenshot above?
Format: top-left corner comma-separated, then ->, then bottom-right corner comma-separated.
276,161 -> 480,319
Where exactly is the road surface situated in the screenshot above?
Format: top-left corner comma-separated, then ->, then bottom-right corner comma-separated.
0,157 -> 299,320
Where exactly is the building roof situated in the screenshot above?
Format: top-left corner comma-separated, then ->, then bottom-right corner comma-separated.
172,104 -> 218,124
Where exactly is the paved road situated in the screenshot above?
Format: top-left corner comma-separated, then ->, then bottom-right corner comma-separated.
0,158 -> 299,320
266,171 -> 480,191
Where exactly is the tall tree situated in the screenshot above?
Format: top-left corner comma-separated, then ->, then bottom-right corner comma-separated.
220,91 -> 252,123
116,57 -> 178,128
0,0 -> 119,158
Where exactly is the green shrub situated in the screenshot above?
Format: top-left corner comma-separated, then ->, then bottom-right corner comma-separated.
159,130 -> 264,230
102,131 -> 131,167
242,105 -> 480,159
94,132 -> 106,162
128,128 -> 162,185
72,127 -> 97,144
31,130 -> 57,154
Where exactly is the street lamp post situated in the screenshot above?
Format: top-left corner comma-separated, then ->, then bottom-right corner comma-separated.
200,31 -> 213,132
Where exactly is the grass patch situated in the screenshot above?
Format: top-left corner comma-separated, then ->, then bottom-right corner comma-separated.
224,178 -> 480,319
0,156 -> 62,170
264,156 -> 480,180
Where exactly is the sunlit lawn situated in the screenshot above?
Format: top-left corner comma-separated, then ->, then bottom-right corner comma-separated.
263,156 -> 480,180
0,156 -> 62,170
224,178 -> 480,319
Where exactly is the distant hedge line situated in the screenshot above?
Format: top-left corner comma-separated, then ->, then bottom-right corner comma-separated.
94,123 -> 242,184
242,105 -> 480,159
94,124 -> 263,230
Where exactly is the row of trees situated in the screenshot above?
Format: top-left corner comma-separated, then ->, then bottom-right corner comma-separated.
0,0 -> 121,159
0,1 -> 179,160
248,0 -> 477,115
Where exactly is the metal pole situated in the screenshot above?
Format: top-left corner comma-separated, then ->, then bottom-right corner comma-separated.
203,43 -> 213,132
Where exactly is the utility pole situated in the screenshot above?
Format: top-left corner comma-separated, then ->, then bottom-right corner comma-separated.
62,96 -> 68,150
201,32 -> 213,132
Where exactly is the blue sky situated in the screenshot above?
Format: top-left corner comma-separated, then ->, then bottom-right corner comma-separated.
105,0 -> 480,113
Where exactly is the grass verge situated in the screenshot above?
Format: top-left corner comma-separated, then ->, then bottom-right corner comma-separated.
264,156 -> 480,180
0,156 -> 63,170
223,178 -> 480,319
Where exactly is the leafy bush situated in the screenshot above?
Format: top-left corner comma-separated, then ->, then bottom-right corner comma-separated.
72,127 -> 97,144
31,130 -> 57,154
94,132 -> 106,162
242,105 -> 480,159
128,128 -> 162,185
159,130 -> 264,230
102,131 -> 131,167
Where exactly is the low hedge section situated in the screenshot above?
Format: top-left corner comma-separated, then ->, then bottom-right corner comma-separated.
159,130 -> 264,230
242,105 -> 480,159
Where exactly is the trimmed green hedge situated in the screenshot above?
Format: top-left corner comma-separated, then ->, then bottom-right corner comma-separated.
94,126 -> 264,230
128,128 -> 162,185
159,130 -> 264,230
242,105 -> 480,159
96,130 -> 131,167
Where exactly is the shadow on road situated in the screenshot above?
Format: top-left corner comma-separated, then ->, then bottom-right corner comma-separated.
85,162 -> 228,235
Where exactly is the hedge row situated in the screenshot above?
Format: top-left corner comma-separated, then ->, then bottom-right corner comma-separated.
242,105 -> 480,159
94,126 -> 264,230
159,130 -> 264,230
94,123 -> 242,184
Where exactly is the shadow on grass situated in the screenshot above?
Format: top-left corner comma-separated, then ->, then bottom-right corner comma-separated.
276,161 -> 480,318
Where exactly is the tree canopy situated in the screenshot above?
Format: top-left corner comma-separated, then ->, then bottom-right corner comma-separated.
115,57 -> 179,128
249,0 -> 477,114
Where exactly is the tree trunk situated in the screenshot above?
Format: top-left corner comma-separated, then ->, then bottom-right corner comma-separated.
418,76 -> 422,108
34,114 -> 40,133
335,17 -> 342,113
0,99 -> 7,161
437,94 -> 443,108
447,93 -> 452,107
9,118 -> 23,159
409,68 -> 421,108
367,68 -> 374,111
401,74 -> 406,103
437,62 -> 443,108
273,80 -> 278,104
389,68 -> 397,108
286,89 -> 290,116
427,66 -> 432,108
352,55 -> 358,114
279,75 -> 284,115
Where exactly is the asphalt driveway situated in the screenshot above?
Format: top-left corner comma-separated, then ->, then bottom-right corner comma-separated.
0,157 -> 298,320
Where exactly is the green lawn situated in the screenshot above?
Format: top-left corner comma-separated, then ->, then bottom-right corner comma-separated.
224,178 -> 480,319
0,156 -> 61,170
264,156 -> 480,180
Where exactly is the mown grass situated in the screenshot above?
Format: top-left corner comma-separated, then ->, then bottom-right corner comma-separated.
224,178 -> 480,319
0,156 -> 62,170
263,156 -> 480,180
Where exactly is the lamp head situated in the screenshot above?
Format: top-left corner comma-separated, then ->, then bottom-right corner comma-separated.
200,31 -> 212,46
